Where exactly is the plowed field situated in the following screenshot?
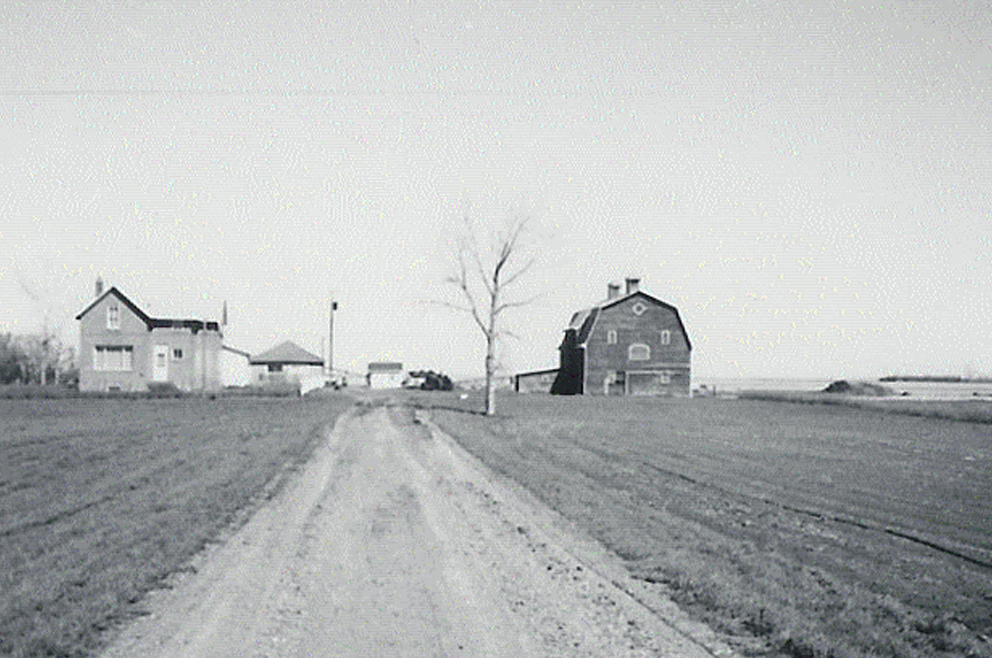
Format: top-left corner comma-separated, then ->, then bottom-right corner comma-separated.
425,393 -> 992,658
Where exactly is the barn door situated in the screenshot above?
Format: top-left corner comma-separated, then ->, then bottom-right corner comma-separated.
153,345 -> 169,382
626,372 -> 661,396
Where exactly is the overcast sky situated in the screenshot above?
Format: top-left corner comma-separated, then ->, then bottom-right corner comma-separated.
2,0 -> 990,381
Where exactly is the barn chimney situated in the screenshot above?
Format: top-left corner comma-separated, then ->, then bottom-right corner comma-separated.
625,277 -> 640,295
95,277 -> 104,297
607,282 -> 621,299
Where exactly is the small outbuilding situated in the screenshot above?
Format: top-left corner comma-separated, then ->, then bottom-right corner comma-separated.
250,341 -> 325,393
367,362 -> 404,389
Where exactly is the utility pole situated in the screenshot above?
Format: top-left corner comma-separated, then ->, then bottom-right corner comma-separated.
328,297 -> 338,379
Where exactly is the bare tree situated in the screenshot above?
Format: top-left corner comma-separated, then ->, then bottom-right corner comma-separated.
18,331 -> 63,385
442,200 -> 541,416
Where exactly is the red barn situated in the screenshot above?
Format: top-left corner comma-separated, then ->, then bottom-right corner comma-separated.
552,278 -> 692,396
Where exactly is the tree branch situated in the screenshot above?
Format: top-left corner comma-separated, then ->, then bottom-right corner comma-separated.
448,250 -> 491,336
494,292 -> 545,317
500,252 -> 538,290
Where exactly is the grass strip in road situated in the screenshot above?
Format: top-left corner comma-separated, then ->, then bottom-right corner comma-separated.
422,391 -> 992,658
0,394 -> 352,658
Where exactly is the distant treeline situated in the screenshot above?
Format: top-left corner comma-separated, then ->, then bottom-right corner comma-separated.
880,375 -> 992,383
0,332 -> 77,386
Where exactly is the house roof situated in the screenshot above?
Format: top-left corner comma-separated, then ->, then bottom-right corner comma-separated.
75,287 -> 154,326
250,341 -> 323,365
368,361 -> 404,373
567,290 -> 692,350
75,286 -> 221,332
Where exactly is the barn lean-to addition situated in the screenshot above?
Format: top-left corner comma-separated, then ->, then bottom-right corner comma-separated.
513,367 -> 559,393
551,278 -> 692,396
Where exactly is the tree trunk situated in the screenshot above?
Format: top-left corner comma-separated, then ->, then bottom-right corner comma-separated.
484,339 -> 496,416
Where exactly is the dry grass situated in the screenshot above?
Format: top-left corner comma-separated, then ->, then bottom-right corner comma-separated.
740,389 -> 992,424
419,391 -> 992,658
0,395 -> 351,658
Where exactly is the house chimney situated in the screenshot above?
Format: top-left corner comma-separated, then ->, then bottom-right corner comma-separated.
607,282 -> 621,299
625,277 -> 640,295
95,277 -> 104,297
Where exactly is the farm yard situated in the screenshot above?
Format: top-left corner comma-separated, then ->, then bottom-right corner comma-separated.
421,392 -> 992,658
0,394 -> 352,658
2,388 -> 991,658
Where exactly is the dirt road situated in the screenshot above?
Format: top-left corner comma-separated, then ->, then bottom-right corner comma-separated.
101,402 -> 732,657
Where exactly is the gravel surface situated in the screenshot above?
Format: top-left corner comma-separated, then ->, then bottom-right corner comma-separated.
100,402 -> 732,657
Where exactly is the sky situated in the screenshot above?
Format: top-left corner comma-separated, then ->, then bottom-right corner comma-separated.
2,0 -> 990,381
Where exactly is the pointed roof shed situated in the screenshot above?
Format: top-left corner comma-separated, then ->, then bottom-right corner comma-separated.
249,341 -> 323,366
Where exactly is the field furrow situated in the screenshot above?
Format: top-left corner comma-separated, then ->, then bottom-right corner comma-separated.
425,392 -> 992,658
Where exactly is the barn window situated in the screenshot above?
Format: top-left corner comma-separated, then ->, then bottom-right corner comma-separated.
172,348 -> 184,360
632,302 -> 647,316
659,371 -> 671,384
107,305 -> 120,330
628,343 -> 650,361
660,330 -> 671,345
94,345 -> 133,371
607,330 -> 617,344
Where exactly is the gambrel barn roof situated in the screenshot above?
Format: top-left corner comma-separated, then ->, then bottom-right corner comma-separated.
567,289 -> 692,350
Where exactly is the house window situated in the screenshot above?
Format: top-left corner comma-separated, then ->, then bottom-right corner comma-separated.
172,348 -> 184,360
660,330 -> 671,345
607,330 -> 617,344
660,371 -> 671,384
94,345 -> 133,371
107,305 -> 120,330
631,302 -> 647,316
628,343 -> 650,361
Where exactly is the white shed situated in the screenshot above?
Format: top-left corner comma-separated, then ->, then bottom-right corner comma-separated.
250,341 -> 325,394
367,362 -> 404,389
